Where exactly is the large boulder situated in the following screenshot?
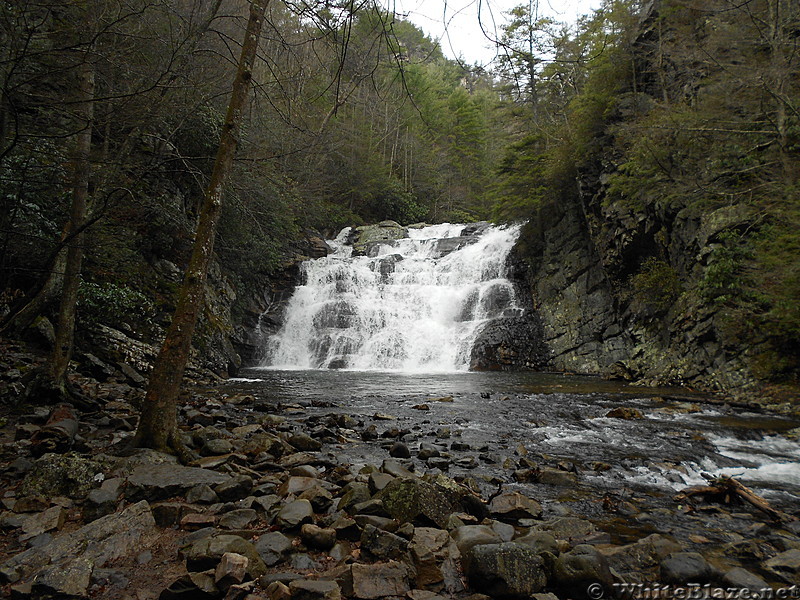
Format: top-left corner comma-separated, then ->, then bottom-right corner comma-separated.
465,542 -> 547,599
350,222 -> 408,256
409,527 -> 464,594
552,544 -> 614,600
124,463 -> 232,502
20,452 -> 108,500
0,500 -> 155,594
378,478 -> 458,528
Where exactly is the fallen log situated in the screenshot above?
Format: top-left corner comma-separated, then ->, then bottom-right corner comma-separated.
30,404 -> 79,457
675,474 -> 795,523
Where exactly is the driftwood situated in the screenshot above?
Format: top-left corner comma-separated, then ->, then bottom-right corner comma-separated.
30,403 -> 79,456
675,474 -> 796,523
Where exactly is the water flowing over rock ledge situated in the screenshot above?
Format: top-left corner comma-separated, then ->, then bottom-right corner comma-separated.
260,221 -> 548,373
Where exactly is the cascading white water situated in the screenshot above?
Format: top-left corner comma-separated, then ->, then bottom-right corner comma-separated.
263,222 -> 523,372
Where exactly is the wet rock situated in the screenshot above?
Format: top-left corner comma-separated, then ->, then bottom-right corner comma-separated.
533,517 -> 596,542
361,524 -> 408,560
409,527 -> 464,593
605,407 -> 644,420
1,500 -> 155,587
389,442 -> 411,458
219,508 -> 258,530
601,533 -> 682,576
418,444 -> 441,461
254,532 -> 292,566
125,463 -> 232,502
537,468 -> 578,486
489,491 -> 542,522
381,459 -> 415,478
451,525 -> 503,556
553,544 -> 614,599
723,567 -> 770,593
291,465 -> 320,478
289,433 -> 322,451
301,523 -> 337,551
277,499 -> 314,529
289,579 -> 342,600
347,561 -> 411,599
465,542 -> 547,599
661,552 -> 716,584
379,477 -> 457,528
361,425 -> 379,441
515,531 -> 559,556
764,548 -> 800,584
182,534 -> 267,579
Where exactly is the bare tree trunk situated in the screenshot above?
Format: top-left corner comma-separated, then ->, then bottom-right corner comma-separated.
51,56 -> 95,389
133,0 -> 268,455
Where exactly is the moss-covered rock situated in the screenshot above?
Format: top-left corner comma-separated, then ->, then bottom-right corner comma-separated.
20,452 -> 108,500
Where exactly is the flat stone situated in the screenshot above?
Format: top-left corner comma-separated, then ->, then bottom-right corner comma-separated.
723,567 -> 770,593
254,532 -> 292,566
288,433 -> 322,451
489,491 -> 542,522
661,552 -> 715,584
219,508 -> 258,530
19,506 -> 66,540
450,525 -> 503,556
764,548 -> 800,584
32,557 -> 93,598
289,579 -> 342,600
277,499 -> 313,529
125,464 -> 231,502
1,500 -> 155,585
350,561 -> 411,599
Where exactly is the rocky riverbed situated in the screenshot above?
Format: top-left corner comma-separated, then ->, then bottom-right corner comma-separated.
1,349 -> 799,599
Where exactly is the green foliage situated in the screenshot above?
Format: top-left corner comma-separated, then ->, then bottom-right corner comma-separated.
699,231 -> 756,305
490,135 -> 550,221
364,179 -> 427,225
629,257 -> 683,314
78,281 -> 156,331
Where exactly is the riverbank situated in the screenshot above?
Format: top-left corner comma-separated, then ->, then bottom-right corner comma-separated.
1,341 -> 799,599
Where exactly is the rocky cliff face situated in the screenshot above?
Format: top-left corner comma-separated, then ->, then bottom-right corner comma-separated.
514,163 -> 768,398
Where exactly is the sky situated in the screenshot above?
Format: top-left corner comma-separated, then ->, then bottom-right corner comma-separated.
382,0 -> 602,66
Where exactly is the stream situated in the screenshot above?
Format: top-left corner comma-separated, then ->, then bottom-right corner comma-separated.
222,368 -> 800,546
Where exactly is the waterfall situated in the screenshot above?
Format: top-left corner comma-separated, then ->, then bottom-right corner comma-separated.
263,222 -> 524,372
